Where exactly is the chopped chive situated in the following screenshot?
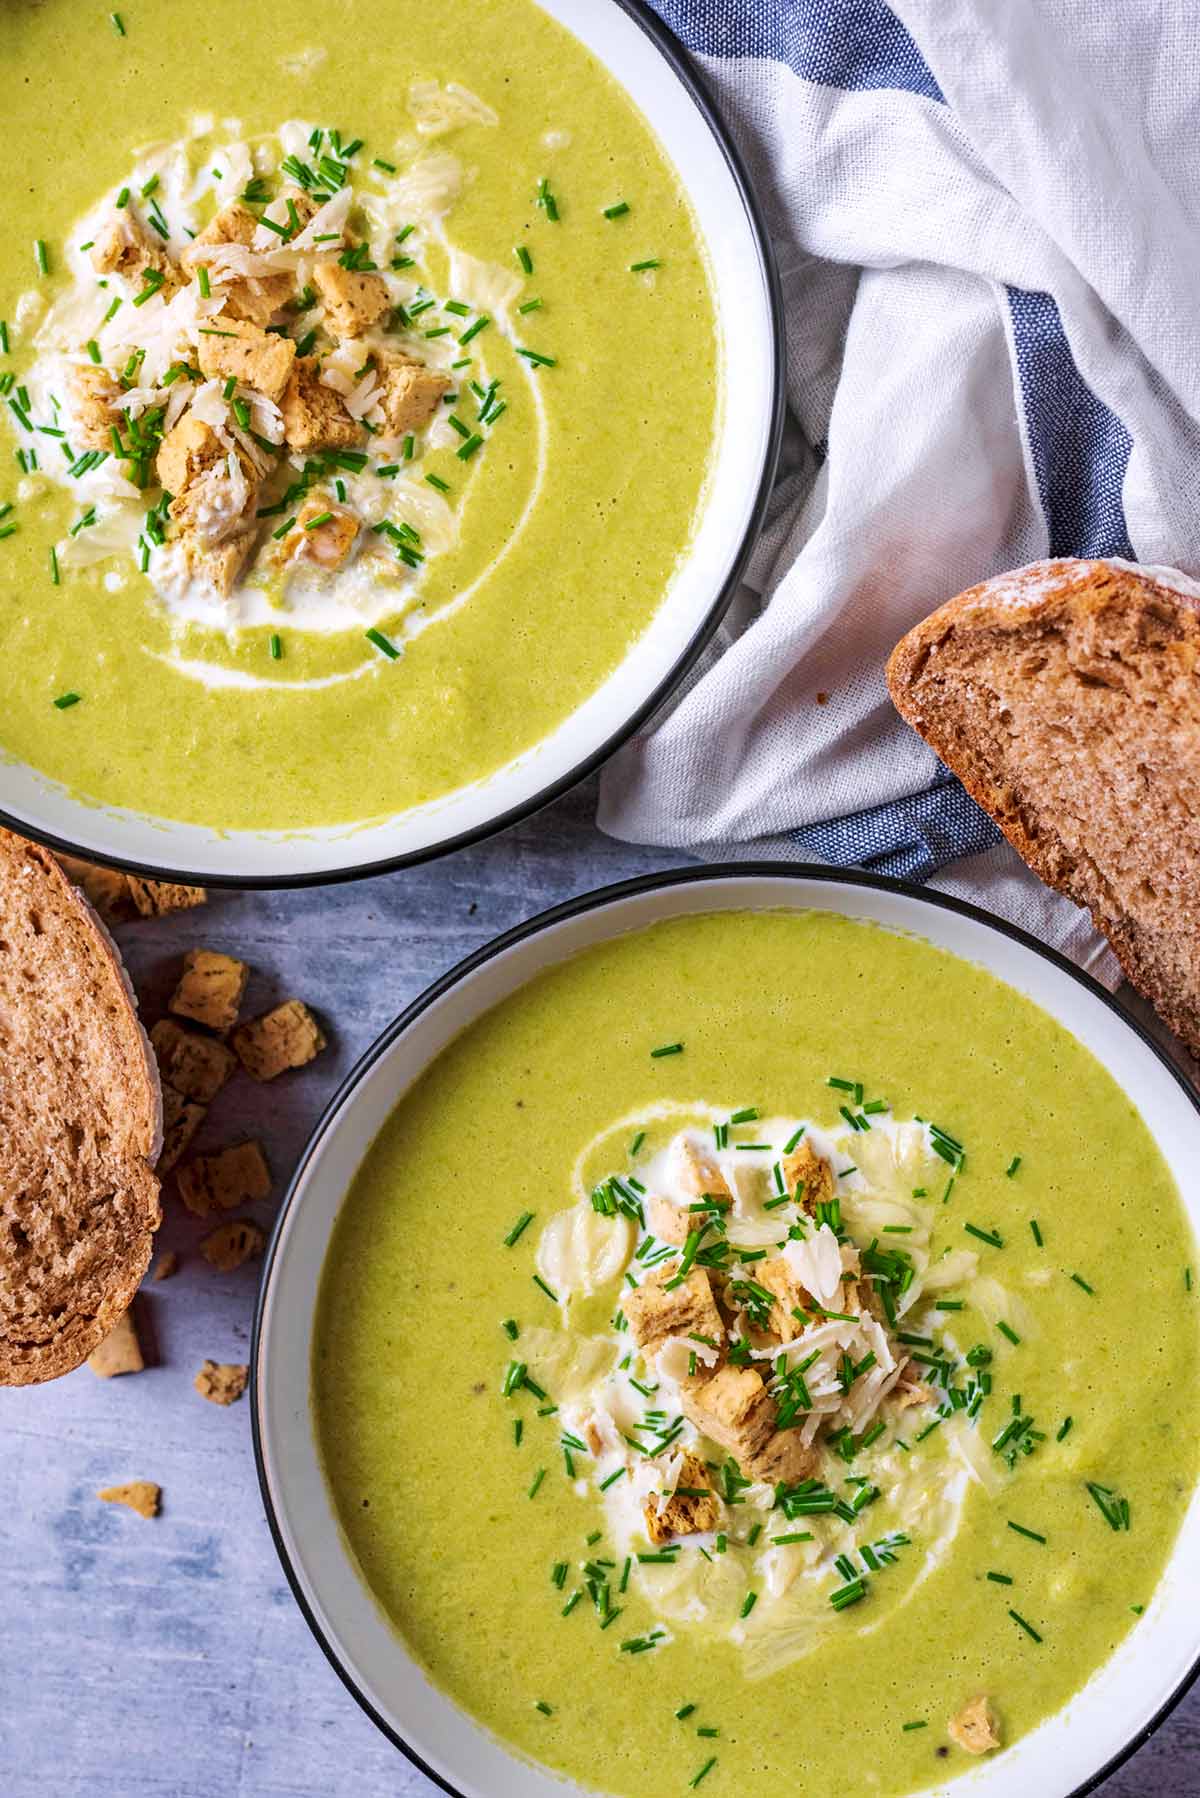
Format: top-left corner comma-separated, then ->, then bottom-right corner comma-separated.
534,1700 -> 552,1716
1070,1272 -> 1095,1296
0,322 -> 8,354
1007,1521 -> 1046,1544
425,472 -> 450,492
110,10 -> 125,32
1006,1155 -> 1023,1177
268,632 -> 282,661
515,346 -> 557,368
650,1041 -> 683,1058
458,315 -> 490,346
373,157 -> 397,174
1057,1416 -> 1073,1441
1030,1219 -> 1043,1247
739,1590 -> 757,1619
1009,1610 -> 1043,1643
515,245 -> 533,274
85,339 -> 102,365
34,240 -> 50,277
603,200 -> 631,219
504,1211 -> 534,1247
52,690 -> 80,709
304,510 -> 334,530
517,298 -> 543,314
456,433 -> 484,461
528,1468 -> 546,1499
533,1273 -> 559,1303
1187,1267 -> 1194,1292
49,546 -> 60,586
364,627 -> 400,660
272,516 -> 297,540
630,258 -> 661,272
997,1321 -> 1021,1346
902,1721 -> 927,1732
964,1223 -> 1003,1248
598,1467 -> 626,1492
116,187 -> 130,209
986,1570 -> 1013,1585
689,1760 -> 717,1790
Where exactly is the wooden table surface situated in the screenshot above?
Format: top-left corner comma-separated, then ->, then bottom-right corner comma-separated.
2,780 -> 1197,1796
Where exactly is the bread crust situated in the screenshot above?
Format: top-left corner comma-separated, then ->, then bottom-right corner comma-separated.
886,558 -> 1200,1056
0,830 -> 162,1384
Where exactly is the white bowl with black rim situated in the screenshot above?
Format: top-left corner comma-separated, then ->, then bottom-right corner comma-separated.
253,864 -> 1200,1798
0,0 -> 781,888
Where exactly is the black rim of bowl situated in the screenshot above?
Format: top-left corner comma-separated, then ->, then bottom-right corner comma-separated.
252,859 -> 1200,1798
0,0 -> 786,891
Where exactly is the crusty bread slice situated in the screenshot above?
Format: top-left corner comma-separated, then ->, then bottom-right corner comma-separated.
0,830 -> 162,1384
887,557 -> 1200,1057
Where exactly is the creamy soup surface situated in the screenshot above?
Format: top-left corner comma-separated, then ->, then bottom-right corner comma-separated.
315,910 -> 1200,1797
0,0 -> 717,830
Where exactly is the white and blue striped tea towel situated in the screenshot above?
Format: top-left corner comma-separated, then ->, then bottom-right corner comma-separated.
600,0 -> 1200,986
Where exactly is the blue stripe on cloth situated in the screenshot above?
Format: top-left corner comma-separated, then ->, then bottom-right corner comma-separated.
1006,287 -> 1134,559
646,0 -> 944,102
790,770 -> 1001,880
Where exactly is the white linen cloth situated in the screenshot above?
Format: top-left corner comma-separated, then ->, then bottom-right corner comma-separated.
599,0 -> 1200,987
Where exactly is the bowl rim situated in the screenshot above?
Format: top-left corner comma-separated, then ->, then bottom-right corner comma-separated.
0,0 -> 785,892
251,859 -> 1200,1798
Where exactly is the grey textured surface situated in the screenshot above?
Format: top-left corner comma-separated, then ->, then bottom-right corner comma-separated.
2,781 -> 1197,1797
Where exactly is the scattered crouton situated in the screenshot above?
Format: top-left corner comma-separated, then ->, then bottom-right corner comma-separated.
177,1141 -> 271,1219
91,210 -> 180,295
200,1218 -> 265,1273
645,1195 -> 692,1246
186,201 -> 293,324
676,1139 -> 733,1202
179,524 -> 258,600
87,1307 -> 144,1378
757,1257 -> 813,1345
948,1696 -> 1002,1756
126,877 -> 207,916
196,316 -> 296,402
194,1359 -> 248,1406
68,364 -> 124,452
644,1450 -> 720,1545
680,1365 -> 816,1485
169,949 -> 249,1034
280,492 -> 360,571
150,1019 -> 237,1104
156,413 -> 223,497
623,1264 -> 725,1361
781,1139 -> 835,1212
312,259 -> 391,336
55,854 -> 136,922
159,1084 -> 207,1174
232,999 -> 326,1081
151,1250 -> 178,1282
372,348 -> 450,436
279,356 -> 365,452
98,1480 -> 160,1519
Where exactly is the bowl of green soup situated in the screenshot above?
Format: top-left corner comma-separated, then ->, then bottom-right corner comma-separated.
0,0 -> 779,884
254,866 -> 1200,1798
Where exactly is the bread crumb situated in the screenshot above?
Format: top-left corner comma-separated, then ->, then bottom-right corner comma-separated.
644,1450 -> 720,1545
948,1696 -> 1001,1755
55,854 -> 135,922
87,1308 -> 144,1378
150,1249 -> 178,1282
178,1141 -> 271,1219
151,1019 -> 237,1104
233,999 -> 326,1081
200,1217 -> 266,1273
98,1480 -> 160,1519
195,1359 -> 248,1405
159,1083 -> 207,1173
126,877 -> 207,916
169,948 -> 250,1035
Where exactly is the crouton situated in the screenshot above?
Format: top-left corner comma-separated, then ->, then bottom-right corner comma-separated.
677,1139 -> 733,1202
948,1696 -> 1002,1756
159,1083 -> 206,1174
188,202 -> 293,324
55,853 -> 135,921
169,949 -> 249,1035
781,1139 -> 835,1212
280,493 -> 360,571
125,877 -> 207,916
194,1359 -> 248,1406
232,999 -> 326,1080
200,1218 -> 265,1273
280,356 -> 365,452
622,1264 -> 725,1361
97,1480 -> 160,1519
196,317 -> 295,402
644,1450 -> 720,1545
177,1141 -> 271,1220
87,1307 -> 144,1378
757,1257 -> 813,1344
645,1195 -> 691,1247
372,348 -> 450,436
312,258 -> 391,336
680,1365 -> 817,1485
180,524 -> 259,600
156,413 -> 223,498
150,1018 -> 237,1104
68,364 -> 124,452
91,210 -> 180,294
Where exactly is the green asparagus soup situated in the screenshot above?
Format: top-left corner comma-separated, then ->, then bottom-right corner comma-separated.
0,0 -> 717,830
314,909 -> 1200,1796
